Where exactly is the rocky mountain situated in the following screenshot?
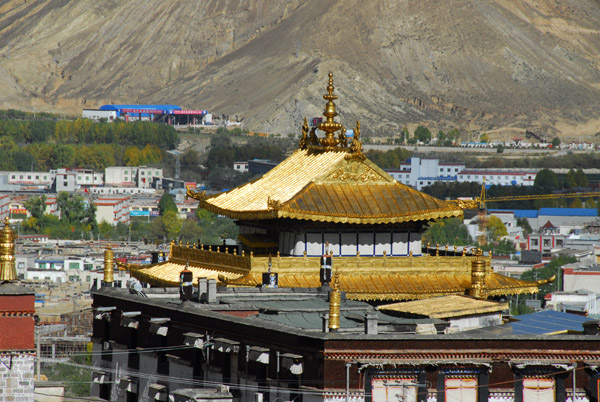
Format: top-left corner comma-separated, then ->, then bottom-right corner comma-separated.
1,0 -> 600,140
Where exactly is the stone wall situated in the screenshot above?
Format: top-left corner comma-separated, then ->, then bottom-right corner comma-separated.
0,353 -> 35,401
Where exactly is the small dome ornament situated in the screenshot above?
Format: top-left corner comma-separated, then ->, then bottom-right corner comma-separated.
0,216 -> 17,282
299,72 -> 362,156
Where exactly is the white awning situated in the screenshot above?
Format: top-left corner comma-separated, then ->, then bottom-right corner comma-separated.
248,346 -> 270,364
280,353 -> 303,375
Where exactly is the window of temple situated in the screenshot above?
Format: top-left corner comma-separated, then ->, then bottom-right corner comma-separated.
371,376 -> 417,402
445,377 -> 477,402
522,377 -> 555,402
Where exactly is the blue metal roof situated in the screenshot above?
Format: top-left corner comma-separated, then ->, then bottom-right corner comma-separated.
538,208 -> 597,217
513,210 -> 538,218
507,310 -> 589,335
99,104 -> 181,111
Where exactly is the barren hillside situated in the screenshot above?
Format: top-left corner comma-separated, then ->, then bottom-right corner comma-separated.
1,0 -> 599,140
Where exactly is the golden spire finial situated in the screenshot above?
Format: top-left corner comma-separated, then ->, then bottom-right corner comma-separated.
103,243 -> 114,285
0,216 -> 17,281
328,270 -> 341,331
318,72 -> 343,148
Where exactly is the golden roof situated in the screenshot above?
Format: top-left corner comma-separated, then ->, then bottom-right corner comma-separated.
189,149 -> 462,224
131,261 -> 243,287
188,73 -> 463,224
378,295 -> 508,318
221,271 -> 541,301
125,245 -> 544,300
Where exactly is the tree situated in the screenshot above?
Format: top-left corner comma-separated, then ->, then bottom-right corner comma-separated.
414,126 -> 432,144
24,195 -> 47,220
520,255 -> 576,299
422,218 -> 473,246
162,211 -> 183,240
400,127 -> 409,144
533,169 -> 559,192
552,137 -> 561,148
158,192 -> 178,216
480,133 -> 489,143
486,216 -> 508,242
447,128 -> 461,144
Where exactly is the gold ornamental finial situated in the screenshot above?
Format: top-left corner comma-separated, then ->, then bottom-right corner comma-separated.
318,73 -> 343,148
103,244 -> 114,285
0,217 -> 17,281
469,249 -> 487,298
328,271 -> 341,332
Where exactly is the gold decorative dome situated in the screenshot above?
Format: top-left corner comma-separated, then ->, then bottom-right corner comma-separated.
0,216 -> 17,281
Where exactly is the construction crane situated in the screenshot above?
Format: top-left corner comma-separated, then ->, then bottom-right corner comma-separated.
451,183 -> 600,246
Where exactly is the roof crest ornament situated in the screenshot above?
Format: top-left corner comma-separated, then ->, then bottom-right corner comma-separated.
299,72 -> 363,157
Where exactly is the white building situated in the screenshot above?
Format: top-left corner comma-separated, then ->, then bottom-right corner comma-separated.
105,166 -> 162,188
90,187 -> 155,196
386,158 -> 465,190
8,171 -> 54,187
82,109 -> 117,122
457,170 -> 537,186
233,162 -> 249,173
94,196 -> 131,226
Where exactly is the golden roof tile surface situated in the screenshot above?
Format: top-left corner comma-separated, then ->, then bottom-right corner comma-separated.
192,149 -> 463,224
378,295 -> 508,318
133,262 -> 244,287
221,271 -> 540,301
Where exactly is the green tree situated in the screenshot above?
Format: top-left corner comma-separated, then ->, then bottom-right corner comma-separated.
480,133 -> 490,143
486,216 -> 508,242
414,125 -> 432,144
447,128 -> 461,144
422,218 -> 473,246
520,255 -> 576,298
158,192 -> 177,216
533,169 -> 559,192
24,195 -> 47,220
400,127 -> 409,144
551,137 -> 561,148
162,210 -> 183,240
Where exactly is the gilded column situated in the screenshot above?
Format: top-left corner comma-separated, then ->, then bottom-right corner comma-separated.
469,249 -> 486,299
104,244 -> 114,286
328,273 -> 341,332
0,217 -> 17,281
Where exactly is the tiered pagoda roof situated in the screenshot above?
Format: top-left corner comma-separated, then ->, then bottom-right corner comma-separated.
126,72 -> 549,301
187,73 -> 462,224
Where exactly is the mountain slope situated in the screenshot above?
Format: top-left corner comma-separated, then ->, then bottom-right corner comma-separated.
1,0 -> 599,139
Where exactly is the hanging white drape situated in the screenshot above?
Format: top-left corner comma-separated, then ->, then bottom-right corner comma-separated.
523,378 -> 555,402
371,377 -> 417,402
445,377 -> 477,402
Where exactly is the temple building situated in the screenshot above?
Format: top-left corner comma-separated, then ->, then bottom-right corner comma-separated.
126,73 -> 548,301
0,217 -> 35,401
88,73 -> 600,402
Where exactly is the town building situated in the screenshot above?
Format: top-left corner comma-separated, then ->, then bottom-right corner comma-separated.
233,162 -> 249,173
94,196 -> 131,226
386,158 -> 465,190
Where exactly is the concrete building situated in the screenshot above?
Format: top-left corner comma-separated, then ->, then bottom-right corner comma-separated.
105,166 -> 163,188
95,196 -> 131,226
53,169 -> 77,193
8,171 -> 54,187
457,169 -> 537,187
387,158 -> 465,190
82,109 -> 117,121
233,162 -> 249,173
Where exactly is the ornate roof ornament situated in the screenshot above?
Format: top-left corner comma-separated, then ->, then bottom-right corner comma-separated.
0,216 -> 17,281
299,72 -> 362,157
